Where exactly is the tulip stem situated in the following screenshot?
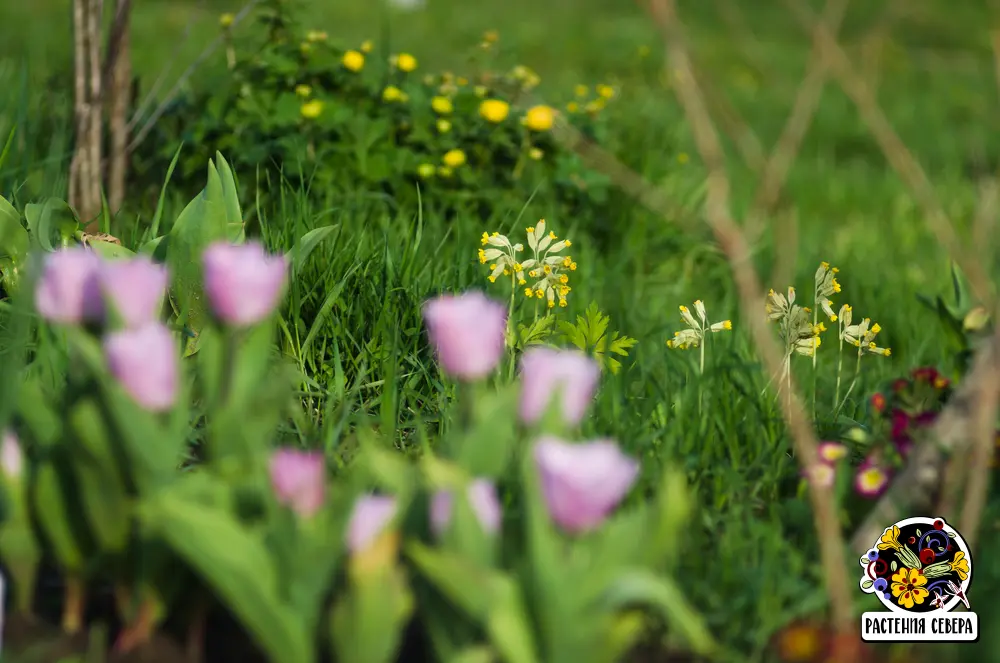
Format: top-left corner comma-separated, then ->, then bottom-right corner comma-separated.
61,575 -> 85,634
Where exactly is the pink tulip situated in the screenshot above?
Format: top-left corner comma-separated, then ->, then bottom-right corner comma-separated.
430,478 -> 502,537
98,256 -> 169,329
269,449 -> 326,518
202,241 -> 288,326
534,436 -> 639,534
423,291 -> 507,380
1,431 -> 22,479
346,495 -> 397,553
518,348 -> 600,425
34,248 -> 103,324
103,322 -> 179,412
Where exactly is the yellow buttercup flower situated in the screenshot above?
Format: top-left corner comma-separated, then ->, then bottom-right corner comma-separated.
300,100 -> 323,119
360,40 -> 373,53
416,163 -> 435,179
442,149 -> 466,168
436,119 -> 451,134
395,53 -> 418,72
295,84 -> 312,98
528,147 -> 543,161
219,13 -> 235,28
479,99 -> 510,123
523,105 -> 555,131
382,86 -> 406,102
343,50 -> 365,72
431,96 -> 453,114
566,101 -> 580,113
473,85 -> 488,98
306,30 -> 328,42
596,84 -> 615,99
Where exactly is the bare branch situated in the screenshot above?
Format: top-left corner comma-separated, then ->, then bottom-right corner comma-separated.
646,0 -> 855,639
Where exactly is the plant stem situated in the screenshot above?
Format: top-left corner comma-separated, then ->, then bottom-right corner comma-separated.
811,289 -> 819,419
834,318 -> 845,410
61,575 -> 85,634
698,333 -> 706,414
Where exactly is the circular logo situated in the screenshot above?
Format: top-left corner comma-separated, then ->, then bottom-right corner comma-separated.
858,516 -> 972,613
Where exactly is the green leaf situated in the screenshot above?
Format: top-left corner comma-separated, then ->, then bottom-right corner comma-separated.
516,316 -> 556,349
0,471 -> 41,613
86,240 -> 135,260
67,398 -> 132,552
139,489 -> 312,663
0,195 -> 28,262
285,225 -> 340,274
557,302 -> 636,373
213,152 -> 245,241
24,198 -> 79,251
600,570 -> 716,657
33,461 -> 86,571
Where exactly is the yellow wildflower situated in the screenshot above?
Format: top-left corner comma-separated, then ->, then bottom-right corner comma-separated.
300,100 -> 323,119
566,101 -> 580,113
596,84 -> 615,99
473,85 -> 488,98
343,50 -> 365,72
306,30 -> 328,42
360,40 -> 373,53
219,13 -> 235,28
528,147 -> 543,161
382,86 -> 406,102
574,84 -> 589,98
437,166 -> 453,178
442,149 -> 466,168
431,96 -> 453,114
479,99 -> 510,123
295,84 -> 312,98
523,105 -> 555,131
436,119 -> 451,133
395,53 -> 418,73
416,163 -> 435,179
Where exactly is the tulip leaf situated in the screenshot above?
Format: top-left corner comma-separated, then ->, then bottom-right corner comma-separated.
24,198 -> 79,252
166,157 -> 241,357
407,543 -> 539,663
331,531 -> 414,663
213,152 -> 245,242
139,490 -> 312,663
86,240 -> 135,260
0,194 -> 28,260
600,569 -> 716,657
285,224 -> 340,274
0,474 -> 41,613
448,647 -> 496,663
453,385 -> 520,477
67,399 -> 131,552
15,376 -> 62,446
33,461 -> 87,571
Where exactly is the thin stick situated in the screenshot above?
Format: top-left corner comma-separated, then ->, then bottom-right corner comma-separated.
648,0 -> 855,638
128,0 -> 262,152
785,0 -> 994,306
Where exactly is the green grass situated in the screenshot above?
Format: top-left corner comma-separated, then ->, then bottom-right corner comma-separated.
3,0 -> 1000,661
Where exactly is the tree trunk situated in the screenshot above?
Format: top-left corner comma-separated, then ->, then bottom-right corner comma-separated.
107,0 -> 132,214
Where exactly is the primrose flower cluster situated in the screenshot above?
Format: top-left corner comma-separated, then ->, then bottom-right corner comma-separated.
33,242 -> 287,411
479,219 -> 577,309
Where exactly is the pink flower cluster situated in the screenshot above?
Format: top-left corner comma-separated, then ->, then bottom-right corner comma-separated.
267,291 -> 640,550
34,242 -> 287,412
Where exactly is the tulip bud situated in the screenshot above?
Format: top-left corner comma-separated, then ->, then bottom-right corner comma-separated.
203,241 -> 288,327
429,478 -> 501,537
422,291 -> 507,380
518,348 -> 600,425
98,256 -> 169,329
103,322 -> 179,412
269,449 -> 326,518
34,248 -> 103,324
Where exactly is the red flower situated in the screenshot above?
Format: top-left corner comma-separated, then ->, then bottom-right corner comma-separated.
892,378 -> 909,393
870,393 -> 886,413
890,410 -> 910,441
914,411 -> 938,428
912,366 -> 940,383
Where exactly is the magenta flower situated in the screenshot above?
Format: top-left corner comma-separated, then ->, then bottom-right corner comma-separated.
346,495 -> 397,553
202,241 -> 288,327
518,348 -> 600,425
269,449 -> 326,518
429,478 -> 502,537
855,458 -> 890,499
98,256 -> 169,329
422,291 -> 507,380
103,322 -> 179,412
34,248 -> 103,324
1,431 -> 22,480
533,436 -> 639,534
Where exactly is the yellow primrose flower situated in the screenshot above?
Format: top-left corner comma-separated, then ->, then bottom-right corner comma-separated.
382,86 -> 406,102
343,50 -> 365,72
416,163 -> 435,179
300,100 -> 323,119
219,13 -> 235,28
295,84 -> 312,98
479,99 -> 510,123
360,40 -> 373,53
596,84 -> 615,99
528,147 -> 543,161
431,96 -> 453,114
442,149 -> 466,168
585,99 -> 606,113
436,119 -> 451,133
395,53 -> 418,72
523,105 -> 555,131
